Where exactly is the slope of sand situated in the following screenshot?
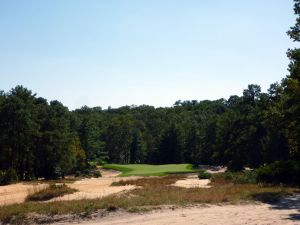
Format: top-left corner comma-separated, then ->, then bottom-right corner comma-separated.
59,201 -> 300,225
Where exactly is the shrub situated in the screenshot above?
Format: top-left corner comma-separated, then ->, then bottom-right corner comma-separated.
0,171 -> 4,185
227,159 -> 244,172
98,159 -> 107,166
212,171 -> 257,184
0,169 -> 18,186
26,184 -> 77,202
75,171 -> 82,177
92,171 -> 102,178
230,171 -> 257,184
256,161 -> 300,185
53,167 -> 63,179
75,169 -> 101,178
238,170 -> 257,184
198,170 -> 211,179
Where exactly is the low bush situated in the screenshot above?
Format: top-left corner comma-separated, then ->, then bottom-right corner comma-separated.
26,184 -> 77,202
75,169 -> 101,178
0,169 -> 18,186
256,161 -> 300,185
198,169 -> 212,179
212,170 -> 257,184
92,170 -> 102,178
227,159 -> 244,172
74,171 -> 82,177
233,171 -> 257,184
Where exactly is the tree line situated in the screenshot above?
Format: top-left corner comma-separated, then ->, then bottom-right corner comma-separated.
0,88 -> 86,180
0,0 -> 300,181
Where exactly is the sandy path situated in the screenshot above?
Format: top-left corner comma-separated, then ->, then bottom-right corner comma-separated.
60,201 -> 300,225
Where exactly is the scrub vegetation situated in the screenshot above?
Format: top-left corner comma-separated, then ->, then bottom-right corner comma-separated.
25,184 -> 78,202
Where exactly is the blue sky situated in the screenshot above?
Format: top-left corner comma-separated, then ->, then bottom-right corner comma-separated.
0,0 -> 297,109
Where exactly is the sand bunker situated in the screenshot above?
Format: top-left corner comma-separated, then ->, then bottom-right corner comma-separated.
50,169 -> 139,202
172,175 -> 211,188
49,177 -> 137,202
99,168 -> 121,177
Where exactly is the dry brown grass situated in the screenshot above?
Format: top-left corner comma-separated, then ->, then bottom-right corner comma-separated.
0,174 -> 298,224
111,174 -> 185,187
25,184 -> 77,202
111,174 -> 296,205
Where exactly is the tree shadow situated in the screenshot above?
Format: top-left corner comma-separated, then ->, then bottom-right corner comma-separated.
251,192 -> 300,221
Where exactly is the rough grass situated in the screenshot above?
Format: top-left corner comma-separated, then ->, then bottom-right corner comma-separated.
26,184 -> 78,202
111,174 -> 296,204
103,164 -> 198,176
0,174 -> 298,224
111,174 -> 185,187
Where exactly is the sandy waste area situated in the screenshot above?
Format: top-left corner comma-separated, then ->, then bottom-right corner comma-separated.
59,195 -> 300,225
1,167 -> 300,225
0,169 -> 137,206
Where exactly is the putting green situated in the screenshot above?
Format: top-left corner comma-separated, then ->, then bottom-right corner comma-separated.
103,164 -> 198,176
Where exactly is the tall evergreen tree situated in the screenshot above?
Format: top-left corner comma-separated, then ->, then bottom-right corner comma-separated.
283,0 -> 300,160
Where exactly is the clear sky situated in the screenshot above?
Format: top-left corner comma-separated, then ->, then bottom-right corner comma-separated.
0,0 -> 297,110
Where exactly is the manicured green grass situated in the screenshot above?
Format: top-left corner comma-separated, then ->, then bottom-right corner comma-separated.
103,164 -> 198,176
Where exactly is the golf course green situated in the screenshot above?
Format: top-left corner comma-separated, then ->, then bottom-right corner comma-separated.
103,163 -> 198,176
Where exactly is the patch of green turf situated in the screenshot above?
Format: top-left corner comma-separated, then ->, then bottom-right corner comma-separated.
103,164 -> 198,176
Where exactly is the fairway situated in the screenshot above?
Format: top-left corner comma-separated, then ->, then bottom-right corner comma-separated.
103,164 -> 197,176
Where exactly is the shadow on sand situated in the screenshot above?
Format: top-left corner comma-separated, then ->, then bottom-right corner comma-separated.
251,192 -> 300,222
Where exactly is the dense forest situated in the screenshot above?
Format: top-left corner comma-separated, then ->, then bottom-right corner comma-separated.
0,1 -> 300,182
